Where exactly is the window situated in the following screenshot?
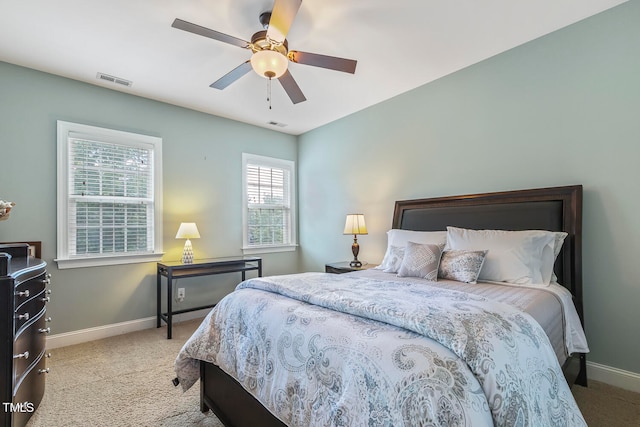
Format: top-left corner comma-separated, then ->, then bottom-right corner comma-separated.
242,153 -> 296,253
56,121 -> 163,269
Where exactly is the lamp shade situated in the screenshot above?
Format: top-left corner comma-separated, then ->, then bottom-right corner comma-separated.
175,222 -> 200,239
343,214 -> 368,235
251,50 -> 289,79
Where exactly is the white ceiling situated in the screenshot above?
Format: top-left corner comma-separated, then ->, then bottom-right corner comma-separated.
0,0 -> 626,135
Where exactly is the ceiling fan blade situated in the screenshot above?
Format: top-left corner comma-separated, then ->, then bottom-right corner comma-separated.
210,60 -> 253,90
172,18 -> 250,49
278,70 -> 306,104
266,0 -> 302,44
288,51 -> 357,74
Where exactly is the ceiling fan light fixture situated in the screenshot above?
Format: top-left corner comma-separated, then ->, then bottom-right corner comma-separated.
250,50 -> 288,79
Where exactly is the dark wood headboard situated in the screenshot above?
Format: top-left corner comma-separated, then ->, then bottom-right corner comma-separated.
391,185 -> 583,324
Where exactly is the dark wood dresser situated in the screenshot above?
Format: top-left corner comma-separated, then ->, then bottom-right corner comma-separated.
0,243 -> 50,427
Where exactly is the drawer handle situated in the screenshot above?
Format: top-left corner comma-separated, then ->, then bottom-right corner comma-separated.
45,317 -> 53,322
14,351 -> 29,360
46,289 -> 52,295
42,276 -> 51,285
41,296 -> 50,303
17,312 -> 29,321
16,290 -> 30,297
39,327 -> 51,334
38,368 -> 50,374
46,352 -> 52,358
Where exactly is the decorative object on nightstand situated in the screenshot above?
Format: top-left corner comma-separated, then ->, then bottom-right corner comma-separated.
343,214 -> 368,267
0,199 -> 15,221
175,222 -> 200,264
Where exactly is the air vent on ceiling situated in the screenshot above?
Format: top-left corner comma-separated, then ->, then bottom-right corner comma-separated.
96,72 -> 133,87
267,121 -> 287,127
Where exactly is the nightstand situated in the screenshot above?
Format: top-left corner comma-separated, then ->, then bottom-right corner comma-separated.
325,261 -> 376,274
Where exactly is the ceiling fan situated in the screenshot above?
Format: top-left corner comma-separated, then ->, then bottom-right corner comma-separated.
171,0 -> 357,105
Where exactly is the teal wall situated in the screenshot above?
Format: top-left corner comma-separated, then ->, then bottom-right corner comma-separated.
298,1 -> 640,375
0,62 -> 298,334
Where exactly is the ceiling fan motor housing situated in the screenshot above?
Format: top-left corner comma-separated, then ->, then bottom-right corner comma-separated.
250,30 -> 288,55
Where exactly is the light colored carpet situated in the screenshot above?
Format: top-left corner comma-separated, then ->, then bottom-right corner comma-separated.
27,319 -> 222,427
572,380 -> 640,426
26,318 -> 640,426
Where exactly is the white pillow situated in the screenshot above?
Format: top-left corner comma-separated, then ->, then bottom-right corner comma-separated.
381,245 -> 406,273
445,226 -> 557,286
376,229 -> 447,271
549,232 -> 568,283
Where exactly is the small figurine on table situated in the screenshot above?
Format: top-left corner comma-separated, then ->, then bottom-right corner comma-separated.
0,200 -> 15,221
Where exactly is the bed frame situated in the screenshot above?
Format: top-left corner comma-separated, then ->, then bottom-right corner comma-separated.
199,185 -> 586,426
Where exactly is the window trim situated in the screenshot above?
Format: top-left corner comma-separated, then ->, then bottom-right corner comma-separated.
55,121 -> 163,269
241,153 -> 297,254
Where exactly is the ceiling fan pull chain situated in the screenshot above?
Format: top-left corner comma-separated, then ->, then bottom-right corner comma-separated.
267,77 -> 272,110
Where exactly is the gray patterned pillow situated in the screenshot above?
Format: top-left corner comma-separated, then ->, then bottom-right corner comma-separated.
397,242 -> 443,281
438,250 -> 488,284
382,245 -> 406,273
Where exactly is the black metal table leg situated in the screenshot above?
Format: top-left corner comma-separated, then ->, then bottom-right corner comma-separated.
167,272 -> 173,339
156,265 -> 161,328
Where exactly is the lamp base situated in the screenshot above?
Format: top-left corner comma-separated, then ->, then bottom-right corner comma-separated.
182,239 -> 194,264
350,237 -> 362,268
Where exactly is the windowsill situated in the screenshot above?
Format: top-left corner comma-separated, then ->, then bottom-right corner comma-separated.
241,245 -> 297,255
55,252 -> 164,269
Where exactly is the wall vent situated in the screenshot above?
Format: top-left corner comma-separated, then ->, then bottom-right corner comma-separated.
267,121 -> 287,127
96,72 -> 133,87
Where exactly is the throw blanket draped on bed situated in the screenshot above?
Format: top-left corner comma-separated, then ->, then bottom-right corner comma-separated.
175,272 -> 586,427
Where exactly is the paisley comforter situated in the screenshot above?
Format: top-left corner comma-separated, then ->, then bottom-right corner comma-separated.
175,272 -> 586,426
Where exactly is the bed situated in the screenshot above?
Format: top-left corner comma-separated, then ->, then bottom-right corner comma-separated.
175,185 -> 588,426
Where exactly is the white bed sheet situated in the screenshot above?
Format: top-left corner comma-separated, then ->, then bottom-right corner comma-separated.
349,269 -> 589,362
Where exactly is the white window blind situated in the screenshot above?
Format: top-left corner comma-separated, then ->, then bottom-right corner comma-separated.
242,153 -> 296,253
68,137 -> 154,255
56,121 -> 163,268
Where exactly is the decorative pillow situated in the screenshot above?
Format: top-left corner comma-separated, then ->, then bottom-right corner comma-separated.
445,227 -> 557,286
438,250 -> 488,284
376,229 -> 447,270
397,242 -> 443,281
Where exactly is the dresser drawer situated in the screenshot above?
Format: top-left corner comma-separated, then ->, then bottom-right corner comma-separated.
14,272 -> 47,308
14,288 -> 47,334
13,354 -> 47,427
13,309 -> 47,388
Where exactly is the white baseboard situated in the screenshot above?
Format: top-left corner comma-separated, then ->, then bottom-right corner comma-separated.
45,309 -> 210,349
587,361 -> 640,393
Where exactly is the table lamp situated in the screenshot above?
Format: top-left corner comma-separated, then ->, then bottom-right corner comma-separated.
343,214 -> 368,267
175,222 -> 200,264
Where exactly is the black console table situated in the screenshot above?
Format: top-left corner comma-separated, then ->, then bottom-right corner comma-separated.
157,257 -> 262,339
